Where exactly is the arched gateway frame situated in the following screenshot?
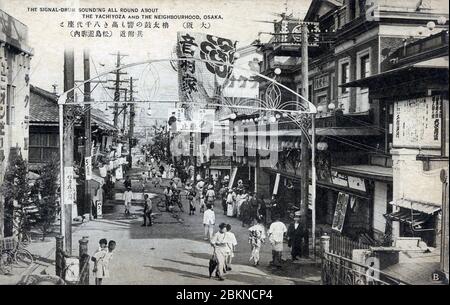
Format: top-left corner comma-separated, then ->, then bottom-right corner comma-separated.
57,57 -> 319,255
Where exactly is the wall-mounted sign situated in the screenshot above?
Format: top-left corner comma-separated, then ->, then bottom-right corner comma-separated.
331,171 -> 366,192
393,96 -> 443,148
332,192 -> 350,232
314,74 -> 329,91
210,156 -> 231,168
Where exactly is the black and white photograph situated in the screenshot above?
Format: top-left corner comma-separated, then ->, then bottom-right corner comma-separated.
0,0 -> 448,292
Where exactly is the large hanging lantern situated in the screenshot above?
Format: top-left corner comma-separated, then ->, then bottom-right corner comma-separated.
317,142 -> 328,151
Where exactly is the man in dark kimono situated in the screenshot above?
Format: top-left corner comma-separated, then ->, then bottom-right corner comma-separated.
287,211 -> 305,261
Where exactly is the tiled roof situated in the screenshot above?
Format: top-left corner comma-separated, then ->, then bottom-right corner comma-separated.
29,85 -> 117,131
30,85 -> 59,124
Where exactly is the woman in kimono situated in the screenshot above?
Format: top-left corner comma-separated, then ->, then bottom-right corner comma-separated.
226,189 -> 235,217
210,223 -> 228,281
248,218 -> 266,266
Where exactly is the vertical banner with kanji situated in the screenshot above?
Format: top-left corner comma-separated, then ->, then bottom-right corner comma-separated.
85,156 -> 92,181
332,192 -> 350,232
177,32 -> 237,119
64,166 -> 75,205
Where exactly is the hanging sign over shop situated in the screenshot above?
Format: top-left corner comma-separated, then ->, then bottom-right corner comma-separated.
273,173 -> 281,195
332,192 -> 350,232
177,32 -> 237,105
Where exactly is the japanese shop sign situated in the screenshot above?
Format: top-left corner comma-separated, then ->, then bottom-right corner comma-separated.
0,47 -> 6,166
314,74 -> 329,91
331,171 -> 366,192
85,156 -> 92,180
64,166 -> 76,205
332,192 -> 349,232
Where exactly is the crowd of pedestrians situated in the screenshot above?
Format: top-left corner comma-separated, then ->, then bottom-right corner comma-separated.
106,153 -> 310,282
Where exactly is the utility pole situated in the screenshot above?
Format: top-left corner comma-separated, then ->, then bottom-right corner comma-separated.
109,52 -> 128,129
122,89 -> 128,133
62,48 -> 75,254
128,77 -> 137,168
83,49 -> 92,220
300,22 -> 310,257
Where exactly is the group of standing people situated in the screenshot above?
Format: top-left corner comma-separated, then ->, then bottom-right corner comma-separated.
91,238 -> 116,285
209,222 -> 238,281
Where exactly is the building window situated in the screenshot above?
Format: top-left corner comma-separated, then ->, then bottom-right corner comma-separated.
29,133 -> 59,163
340,61 -> 350,93
360,54 -> 371,79
6,85 -> 16,125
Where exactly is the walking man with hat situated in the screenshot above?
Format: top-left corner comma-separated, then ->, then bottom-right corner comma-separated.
287,211 -> 305,261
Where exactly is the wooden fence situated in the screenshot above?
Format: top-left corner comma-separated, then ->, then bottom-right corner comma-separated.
329,233 -> 370,259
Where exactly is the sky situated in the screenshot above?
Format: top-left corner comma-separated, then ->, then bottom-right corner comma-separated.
1,0 -> 311,123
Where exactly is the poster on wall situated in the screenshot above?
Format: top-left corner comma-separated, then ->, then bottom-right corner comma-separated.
393,96 -> 443,148
332,192 -> 350,232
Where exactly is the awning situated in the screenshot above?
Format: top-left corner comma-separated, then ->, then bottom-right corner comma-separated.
332,164 -> 393,182
340,56 -> 448,89
237,127 -> 381,137
92,115 -> 117,131
389,198 -> 441,214
384,210 -> 430,227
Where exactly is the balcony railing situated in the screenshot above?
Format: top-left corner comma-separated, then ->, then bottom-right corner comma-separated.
321,252 -> 410,285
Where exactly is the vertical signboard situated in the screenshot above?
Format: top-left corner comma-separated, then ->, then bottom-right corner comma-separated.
64,166 -> 75,205
85,156 -> 92,180
332,192 -> 350,232
177,32 -> 237,116
0,45 -> 7,173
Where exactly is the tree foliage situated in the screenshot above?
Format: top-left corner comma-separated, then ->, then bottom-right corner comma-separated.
0,152 -> 31,237
31,156 -> 60,240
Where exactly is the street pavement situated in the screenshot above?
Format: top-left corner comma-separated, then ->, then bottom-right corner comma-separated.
1,168 -> 321,285
75,171 -> 321,285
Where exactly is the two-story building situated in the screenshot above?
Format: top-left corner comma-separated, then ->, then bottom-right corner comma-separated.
0,10 -> 33,238
237,0 -> 448,246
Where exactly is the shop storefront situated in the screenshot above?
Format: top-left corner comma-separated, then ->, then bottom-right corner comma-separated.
317,165 -> 393,243
385,199 -> 441,247
207,156 -> 232,180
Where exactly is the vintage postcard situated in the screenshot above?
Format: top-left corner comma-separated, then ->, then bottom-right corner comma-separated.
0,0 -> 448,292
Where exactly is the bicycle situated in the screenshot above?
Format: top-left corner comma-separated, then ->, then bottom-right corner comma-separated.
2,239 -> 34,268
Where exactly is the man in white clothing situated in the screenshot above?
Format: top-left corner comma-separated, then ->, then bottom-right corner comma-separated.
224,224 -> 237,271
203,204 -> 215,241
210,223 -> 228,281
268,214 -> 287,268
123,187 -> 133,216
